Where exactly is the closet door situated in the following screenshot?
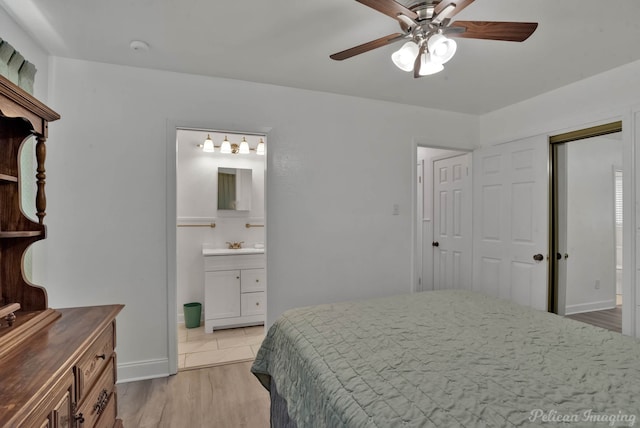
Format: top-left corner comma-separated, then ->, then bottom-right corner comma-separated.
473,135 -> 548,310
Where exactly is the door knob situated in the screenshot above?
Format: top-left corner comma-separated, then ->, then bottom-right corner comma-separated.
533,254 -> 544,262
432,241 -> 440,247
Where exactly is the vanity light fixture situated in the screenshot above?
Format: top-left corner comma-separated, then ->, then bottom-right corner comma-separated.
198,134 -> 265,155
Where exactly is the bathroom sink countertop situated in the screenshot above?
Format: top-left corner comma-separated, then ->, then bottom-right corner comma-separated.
202,247 -> 265,256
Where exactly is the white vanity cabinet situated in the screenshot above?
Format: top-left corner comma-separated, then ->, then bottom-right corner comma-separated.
203,249 -> 265,331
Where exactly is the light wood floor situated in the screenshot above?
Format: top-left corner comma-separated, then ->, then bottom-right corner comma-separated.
118,361 -> 270,428
566,305 -> 622,333
178,325 -> 264,370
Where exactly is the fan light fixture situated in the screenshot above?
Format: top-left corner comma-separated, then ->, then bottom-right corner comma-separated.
200,134 -> 265,155
391,33 -> 456,75
330,0 -> 538,80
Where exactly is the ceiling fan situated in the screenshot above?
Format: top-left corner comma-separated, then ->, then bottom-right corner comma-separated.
330,0 -> 538,77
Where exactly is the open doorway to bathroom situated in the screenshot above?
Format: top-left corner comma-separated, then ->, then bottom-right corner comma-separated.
175,129 -> 266,371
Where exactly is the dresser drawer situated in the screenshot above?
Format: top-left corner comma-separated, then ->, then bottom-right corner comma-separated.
240,268 -> 266,292
77,358 -> 116,428
75,322 -> 114,402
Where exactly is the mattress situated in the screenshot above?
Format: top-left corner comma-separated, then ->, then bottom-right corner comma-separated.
251,290 -> 640,427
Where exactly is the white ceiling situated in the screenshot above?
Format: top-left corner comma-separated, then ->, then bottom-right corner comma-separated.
3,0 -> 640,114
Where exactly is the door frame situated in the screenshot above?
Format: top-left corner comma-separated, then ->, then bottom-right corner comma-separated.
166,119 -> 272,375
413,144 -> 472,293
548,120 -> 636,335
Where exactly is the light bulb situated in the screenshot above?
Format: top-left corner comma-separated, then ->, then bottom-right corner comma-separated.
202,134 -> 214,152
418,53 -> 444,76
427,33 -> 457,64
220,136 -> 231,154
239,137 -> 250,154
391,41 -> 419,72
256,138 -> 265,155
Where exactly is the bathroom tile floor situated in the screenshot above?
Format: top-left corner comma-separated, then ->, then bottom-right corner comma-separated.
178,324 -> 265,371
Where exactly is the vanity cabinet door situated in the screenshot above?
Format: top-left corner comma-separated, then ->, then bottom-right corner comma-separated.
205,270 -> 241,319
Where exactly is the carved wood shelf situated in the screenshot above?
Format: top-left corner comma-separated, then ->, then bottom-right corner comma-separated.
0,230 -> 44,238
0,173 -> 18,182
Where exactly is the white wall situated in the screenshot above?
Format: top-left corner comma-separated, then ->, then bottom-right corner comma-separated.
479,59 -> 640,146
565,136 -> 622,314
0,7 -> 49,101
176,129 -> 265,323
38,57 -> 476,381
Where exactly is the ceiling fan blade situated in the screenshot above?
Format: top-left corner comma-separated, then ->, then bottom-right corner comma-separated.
330,33 -> 405,61
356,0 -> 418,21
433,0 -> 475,23
447,21 -> 538,42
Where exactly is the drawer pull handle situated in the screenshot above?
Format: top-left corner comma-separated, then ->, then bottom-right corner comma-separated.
93,389 -> 110,415
74,413 -> 85,423
96,353 -> 106,360
255,279 -> 259,283
256,302 -> 260,306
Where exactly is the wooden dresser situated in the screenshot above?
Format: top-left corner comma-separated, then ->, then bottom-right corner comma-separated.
0,305 -> 124,427
0,75 -> 124,426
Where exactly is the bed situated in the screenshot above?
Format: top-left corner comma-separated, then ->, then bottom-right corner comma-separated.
251,290 -> 640,427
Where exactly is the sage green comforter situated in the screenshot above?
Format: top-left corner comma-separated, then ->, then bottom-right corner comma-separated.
251,290 -> 640,427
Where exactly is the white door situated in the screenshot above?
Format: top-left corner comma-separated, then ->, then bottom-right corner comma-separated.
433,153 -> 472,290
205,270 -> 241,319
473,136 -> 548,310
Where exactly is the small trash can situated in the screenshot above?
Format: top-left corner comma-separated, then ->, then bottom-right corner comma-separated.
183,302 -> 202,329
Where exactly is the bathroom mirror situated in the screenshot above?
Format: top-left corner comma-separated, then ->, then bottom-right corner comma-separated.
218,167 -> 252,211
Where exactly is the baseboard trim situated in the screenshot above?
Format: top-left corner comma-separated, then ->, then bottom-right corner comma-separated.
565,299 -> 617,316
117,357 -> 170,383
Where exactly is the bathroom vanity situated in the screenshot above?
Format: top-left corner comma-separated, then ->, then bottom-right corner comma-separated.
203,247 -> 265,331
